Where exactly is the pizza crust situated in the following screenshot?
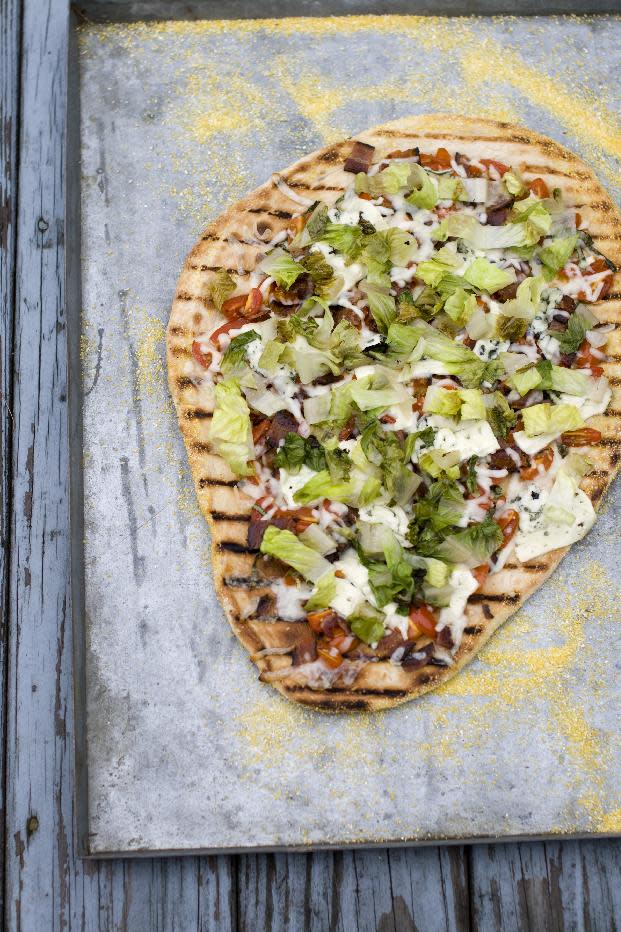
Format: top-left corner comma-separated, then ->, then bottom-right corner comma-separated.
167,114 -> 621,711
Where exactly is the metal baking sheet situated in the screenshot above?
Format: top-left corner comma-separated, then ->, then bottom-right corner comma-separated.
69,6 -> 621,856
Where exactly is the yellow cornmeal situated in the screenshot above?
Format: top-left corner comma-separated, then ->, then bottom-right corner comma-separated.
80,14 -> 621,835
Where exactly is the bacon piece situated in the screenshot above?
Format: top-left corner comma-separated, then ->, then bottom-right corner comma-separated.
486,206 -> 509,227
265,410 -> 299,448
292,635 -> 318,666
344,140 -> 375,174
333,306 -> 362,330
401,641 -> 435,669
248,512 -> 296,550
374,630 -> 406,659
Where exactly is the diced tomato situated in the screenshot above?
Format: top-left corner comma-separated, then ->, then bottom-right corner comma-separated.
220,294 -> 248,316
317,647 -> 343,669
465,162 -> 484,178
582,258 -> 614,301
380,414 -> 397,424
575,339 -> 604,377
480,158 -> 510,177
244,287 -> 264,319
519,445 -> 554,481
472,564 -> 490,590
561,427 -> 602,446
283,573 -> 297,586
529,177 -> 550,198
386,148 -> 419,159
307,610 -> 333,633
252,419 -> 270,444
408,604 -> 437,639
420,147 -> 452,171
292,507 -> 318,532
209,317 -> 248,346
575,212 -> 582,228
358,191 -> 374,201
496,509 -> 519,546
328,634 -> 358,655
191,340 -> 212,369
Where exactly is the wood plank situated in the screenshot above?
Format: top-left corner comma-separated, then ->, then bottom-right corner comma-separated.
4,2 -> 236,930
0,0 -> 20,928
237,847 -> 470,931
469,840 -> 621,931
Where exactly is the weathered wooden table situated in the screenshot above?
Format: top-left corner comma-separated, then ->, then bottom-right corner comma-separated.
3,1 -> 621,928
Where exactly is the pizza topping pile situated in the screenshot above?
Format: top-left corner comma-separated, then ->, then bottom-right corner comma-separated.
194,143 -> 615,687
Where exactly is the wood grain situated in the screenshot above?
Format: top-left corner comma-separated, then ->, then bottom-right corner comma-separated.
3,1 -> 621,929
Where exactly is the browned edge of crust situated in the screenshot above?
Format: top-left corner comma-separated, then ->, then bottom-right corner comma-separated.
167,114 -> 621,711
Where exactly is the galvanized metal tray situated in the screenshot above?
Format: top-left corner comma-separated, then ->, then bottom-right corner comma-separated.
67,2 -> 621,857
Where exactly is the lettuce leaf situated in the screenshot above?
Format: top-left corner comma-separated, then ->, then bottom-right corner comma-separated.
348,603 -> 386,644
257,339 -> 286,372
260,526 -> 331,581
538,234 -> 578,279
208,269 -> 236,310
320,222 -> 364,258
274,433 -> 326,473
444,288 -> 477,325
304,571 -> 337,611
293,469 -> 352,505
355,162 -> 412,197
433,514 -> 503,567
259,247 -> 305,289
556,309 -> 592,355
522,402 -> 584,436
207,378 -> 255,476
463,257 -> 516,293
220,330 -> 259,373
360,280 -> 397,334
405,164 -> 438,210
423,384 -> 462,418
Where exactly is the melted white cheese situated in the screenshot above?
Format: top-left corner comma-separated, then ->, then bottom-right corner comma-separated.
437,566 -> 479,650
271,579 -> 313,621
514,472 -> 596,561
432,420 -> 500,461
358,504 -> 410,546
278,465 -> 319,508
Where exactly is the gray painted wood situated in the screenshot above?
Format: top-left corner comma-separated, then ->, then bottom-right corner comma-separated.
4,0 -> 621,929
1,0 -> 20,927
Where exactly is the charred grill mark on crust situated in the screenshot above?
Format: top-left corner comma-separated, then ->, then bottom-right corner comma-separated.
599,292 -> 621,302
586,468 -> 609,478
201,232 -> 260,246
591,486 -> 606,504
175,291 -> 212,307
284,685 -> 410,698
607,377 -> 621,386
223,575 -> 266,589
482,604 -> 494,620
176,376 -> 194,390
470,592 -> 520,604
503,562 -> 547,571
169,325 -> 189,336
191,441 -> 211,453
464,625 -> 483,636
373,130 -> 532,144
218,541 -> 258,555
199,477 -> 238,488
521,163 -> 589,180
248,207 -> 294,219
171,347 -> 192,358
185,408 -> 213,419
189,263 -> 253,275
611,450 -> 621,466
210,511 -> 250,522
285,180 -> 343,192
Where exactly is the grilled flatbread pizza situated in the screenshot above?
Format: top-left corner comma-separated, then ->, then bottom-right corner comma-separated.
168,114 -> 621,710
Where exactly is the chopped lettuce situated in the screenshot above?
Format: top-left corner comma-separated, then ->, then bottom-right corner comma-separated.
510,195 -> 553,242
538,234 -> 578,279
433,514 -> 503,567
418,449 -> 461,480
304,570 -> 337,610
282,335 -> 340,383
486,391 -> 517,438
320,222 -> 364,258
510,365 -> 542,396
424,557 -> 452,588
423,384 -> 462,418
348,603 -> 386,644
463,257 -> 516,293
503,168 -> 527,197
293,469 -> 352,505
260,526 -> 331,581
207,269 -> 236,310
355,162 -> 413,197
498,276 -> 545,320
536,360 -> 590,396
259,247 -> 305,289
257,339 -> 286,372
207,378 -> 255,476
405,164 -> 439,210
274,433 -> 326,473
459,388 -> 486,421
433,213 -> 534,251
360,281 -> 397,334
299,524 -> 338,555
220,330 -> 259,374
444,289 -> 477,326
556,308 -> 594,355
522,402 -> 584,437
